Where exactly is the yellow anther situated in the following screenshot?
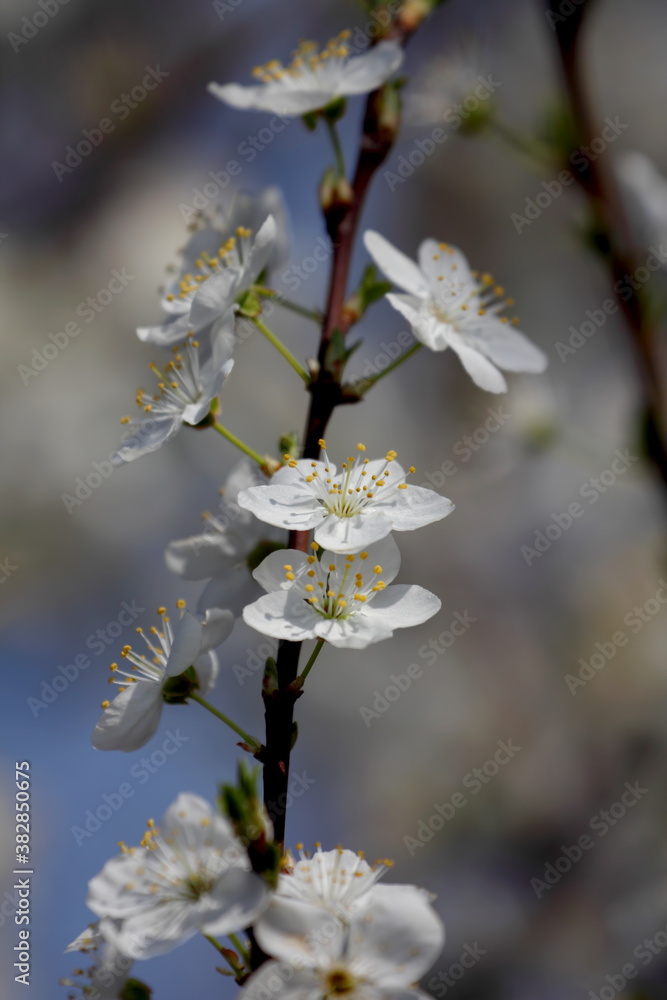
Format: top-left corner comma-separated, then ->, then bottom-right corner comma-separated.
373,566 -> 382,574
318,438 -> 326,448
346,554 -> 355,562
305,584 -> 314,592
284,564 -> 293,570
409,466 -> 416,474
494,286 -> 504,296
385,450 -> 397,461
157,607 -> 166,615
176,599 -> 186,609
398,483 -> 408,489
311,542 -> 319,551
286,572 -> 295,581
478,308 -> 485,316
360,552 -> 368,560
357,443 -> 366,451
337,598 -> 347,607
354,594 -> 367,602
110,663 -> 118,671
307,555 -> 316,564
101,700 -> 110,709
120,416 -> 130,424
511,316 -> 519,324
329,563 -> 336,571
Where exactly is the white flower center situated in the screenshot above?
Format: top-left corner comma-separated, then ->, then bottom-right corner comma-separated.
282,548 -> 385,622
251,32 -> 352,87
167,226 -> 253,307
121,337 -> 207,429
99,604 -> 186,710
287,443 -> 414,521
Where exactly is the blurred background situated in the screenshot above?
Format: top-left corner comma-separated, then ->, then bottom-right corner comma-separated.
2,0 -> 667,996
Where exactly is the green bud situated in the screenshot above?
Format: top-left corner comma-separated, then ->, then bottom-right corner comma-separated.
161,666 -> 199,704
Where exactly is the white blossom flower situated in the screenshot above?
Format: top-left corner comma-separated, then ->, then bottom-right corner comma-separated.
91,604 -> 233,752
86,792 -> 269,959
138,214 -> 279,348
616,151 -> 667,253
62,920 -> 132,1000
243,883 -> 444,1000
112,334 -> 233,465
238,442 -> 453,554
165,459 -> 285,617
364,231 -> 547,393
254,845 -> 392,948
243,534 -> 441,649
208,33 -> 404,117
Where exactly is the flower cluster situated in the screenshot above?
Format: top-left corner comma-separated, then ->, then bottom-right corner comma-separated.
69,14 -> 552,999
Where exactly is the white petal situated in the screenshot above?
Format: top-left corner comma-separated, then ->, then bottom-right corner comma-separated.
91,683 -> 163,752
271,460 -> 333,486
314,616 -> 393,649
348,884 -> 444,986
199,867 -> 269,937
165,535 -> 240,580
200,607 -> 235,652
243,591 -> 318,642
242,214 -> 277,288
161,793 -> 242,861
112,417 -> 181,465
362,584 -> 441,629
208,81 -> 335,117
239,963 -> 324,1000
112,902 -> 199,959
418,239 -> 476,295
314,510 -> 393,554
373,484 -> 454,531
254,897 -> 344,967
136,313 -> 192,346
194,649 -> 219,695
182,358 -> 233,426
164,611 -> 204,676
253,548 -> 310,592
363,231 -> 429,298
238,484 -> 323,532
463,318 -> 548,373
189,268 -> 240,330
445,332 -> 507,393
346,534 -> 402,585
338,41 -> 404,95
